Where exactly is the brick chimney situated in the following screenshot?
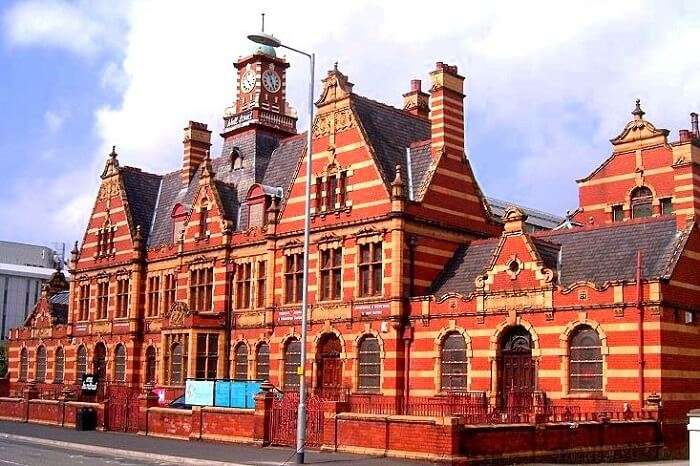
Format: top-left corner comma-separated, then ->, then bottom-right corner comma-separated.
403,79 -> 429,119
429,62 -> 465,159
182,121 -> 212,185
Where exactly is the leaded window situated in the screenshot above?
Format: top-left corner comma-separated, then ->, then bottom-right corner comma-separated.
145,346 -> 157,384
54,347 -> 64,383
440,332 -> 468,391
357,336 -> 380,393
631,186 -> 653,219
234,343 -> 248,380
19,348 -> 28,381
115,344 -> 126,382
76,345 -> 87,381
256,343 -> 270,381
569,326 -> 603,392
35,346 -> 47,382
283,338 -> 301,391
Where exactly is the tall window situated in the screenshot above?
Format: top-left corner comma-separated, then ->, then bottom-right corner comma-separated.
320,248 -> 342,301
660,197 -> 673,216
169,343 -> 185,385
569,326 -> 603,393
76,345 -> 87,381
283,338 -> 301,391
145,346 -> 157,384
357,335 -> 380,393
234,343 -> 248,380
315,171 -> 347,212
96,281 -> 109,320
256,262 -> 266,308
54,347 -> 65,383
115,278 -> 129,318
235,263 -> 252,309
78,283 -> 90,321
115,344 -> 126,382
189,267 -> 213,312
440,332 -> 468,391
96,221 -> 116,257
18,348 -> 28,381
631,186 -> 653,219
35,346 -> 47,382
164,273 -> 176,312
198,202 -> 208,238
195,333 -> 218,380
146,275 -> 161,317
611,205 -> 624,222
359,242 -> 382,297
255,343 -> 270,381
284,253 -> 304,304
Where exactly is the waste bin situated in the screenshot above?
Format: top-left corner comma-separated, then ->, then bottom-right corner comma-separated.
75,407 -> 97,431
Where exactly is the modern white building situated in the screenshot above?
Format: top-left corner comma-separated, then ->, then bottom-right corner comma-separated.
0,241 -> 60,339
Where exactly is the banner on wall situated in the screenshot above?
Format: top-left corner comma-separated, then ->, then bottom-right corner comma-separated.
184,380 -> 215,406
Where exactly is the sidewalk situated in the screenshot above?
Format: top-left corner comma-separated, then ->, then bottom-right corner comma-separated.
0,420 -> 417,465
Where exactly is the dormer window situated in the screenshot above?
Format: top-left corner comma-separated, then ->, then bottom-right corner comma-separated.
171,203 -> 188,243
315,167 -> 347,213
630,186 -> 653,219
230,148 -> 243,170
96,220 -> 115,257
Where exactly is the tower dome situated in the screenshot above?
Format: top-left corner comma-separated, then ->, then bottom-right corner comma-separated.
252,43 -> 276,58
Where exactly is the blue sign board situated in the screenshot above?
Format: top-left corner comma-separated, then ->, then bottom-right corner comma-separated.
214,381 -> 231,407
185,380 -> 215,406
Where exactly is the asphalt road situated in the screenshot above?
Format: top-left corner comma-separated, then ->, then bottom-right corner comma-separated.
0,436 -> 172,466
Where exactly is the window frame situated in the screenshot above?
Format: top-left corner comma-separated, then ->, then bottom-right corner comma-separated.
358,242 -> 383,297
76,345 -> 87,382
568,326 -> 604,393
195,333 -> 219,380
357,335 -> 381,394
234,343 -> 248,380
35,346 -> 47,382
96,281 -> 109,320
235,262 -> 252,310
54,347 -> 65,383
320,247 -> 342,301
163,273 -> 177,313
256,261 -> 266,308
114,344 -> 127,382
611,204 -> 624,222
146,275 -> 161,317
630,187 -> 653,219
189,267 -> 213,313
78,283 -> 90,321
255,342 -> 270,381
439,332 -> 469,392
660,197 -> 673,216
145,346 -> 157,384
283,338 -> 301,391
115,277 -> 129,318
284,253 -> 304,304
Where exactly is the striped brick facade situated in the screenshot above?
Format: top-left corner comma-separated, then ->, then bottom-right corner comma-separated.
7,48 -> 700,435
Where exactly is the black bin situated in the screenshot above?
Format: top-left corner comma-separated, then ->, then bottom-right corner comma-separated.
75,407 -> 97,431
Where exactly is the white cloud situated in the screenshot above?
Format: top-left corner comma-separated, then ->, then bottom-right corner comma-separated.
3,0 -> 127,56
44,108 -> 67,133
5,0 -> 700,246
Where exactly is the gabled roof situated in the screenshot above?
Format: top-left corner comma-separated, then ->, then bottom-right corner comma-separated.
121,167 -> 162,236
486,197 -> 564,230
428,216 -> 684,297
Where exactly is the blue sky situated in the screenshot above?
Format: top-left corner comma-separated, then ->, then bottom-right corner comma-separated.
1,0 -> 699,254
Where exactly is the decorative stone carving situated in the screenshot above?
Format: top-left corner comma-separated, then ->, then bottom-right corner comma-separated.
235,311 -> 266,328
166,301 -> 191,327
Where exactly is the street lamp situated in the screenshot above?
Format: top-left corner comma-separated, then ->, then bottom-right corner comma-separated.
248,25 -> 315,466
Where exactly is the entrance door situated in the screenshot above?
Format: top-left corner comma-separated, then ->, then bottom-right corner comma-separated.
499,326 -> 535,409
316,334 -> 342,397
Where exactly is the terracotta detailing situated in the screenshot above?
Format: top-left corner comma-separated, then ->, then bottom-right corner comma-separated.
182,121 -> 212,185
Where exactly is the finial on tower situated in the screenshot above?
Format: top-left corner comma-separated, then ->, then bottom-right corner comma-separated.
632,99 -> 645,119
110,145 -> 118,159
101,144 -> 120,179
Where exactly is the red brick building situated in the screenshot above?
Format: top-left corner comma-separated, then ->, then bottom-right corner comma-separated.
7,43 -> 700,447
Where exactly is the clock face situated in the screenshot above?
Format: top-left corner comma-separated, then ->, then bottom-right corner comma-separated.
240,70 -> 256,93
262,70 -> 282,93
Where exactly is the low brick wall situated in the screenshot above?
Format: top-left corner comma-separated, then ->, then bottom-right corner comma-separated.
146,406 -> 256,443
333,413 -> 459,461
0,396 -> 103,428
0,397 -> 25,421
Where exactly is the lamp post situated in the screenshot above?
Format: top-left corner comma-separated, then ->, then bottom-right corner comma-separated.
248,29 -> 315,465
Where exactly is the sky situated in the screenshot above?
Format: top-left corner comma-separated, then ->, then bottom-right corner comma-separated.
1,0 -> 700,254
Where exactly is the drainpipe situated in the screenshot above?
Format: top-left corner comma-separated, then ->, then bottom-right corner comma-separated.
402,236 -> 417,414
636,250 -> 645,408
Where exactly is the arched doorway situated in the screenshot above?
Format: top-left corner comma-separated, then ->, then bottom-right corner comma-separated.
498,326 -> 535,409
316,334 -> 342,395
94,342 -> 107,381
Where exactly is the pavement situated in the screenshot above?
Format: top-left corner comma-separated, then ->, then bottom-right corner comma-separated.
0,421 -> 418,465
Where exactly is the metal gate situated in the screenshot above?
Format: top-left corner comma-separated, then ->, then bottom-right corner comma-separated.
106,384 -> 141,432
269,392 -> 324,448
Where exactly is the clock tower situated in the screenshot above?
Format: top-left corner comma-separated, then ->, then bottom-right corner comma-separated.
221,44 -> 297,143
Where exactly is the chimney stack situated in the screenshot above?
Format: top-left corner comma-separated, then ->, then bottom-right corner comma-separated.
692,112 -> 699,138
182,121 -> 212,185
403,79 -> 429,119
429,62 -> 465,159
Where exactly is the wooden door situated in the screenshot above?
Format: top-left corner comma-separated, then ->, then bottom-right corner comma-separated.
499,326 -> 535,409
317,335 -> 342,394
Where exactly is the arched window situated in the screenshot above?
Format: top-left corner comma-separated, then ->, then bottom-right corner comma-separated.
255,343 -> 270,381
76,345 -> 87,381
234,343 -> 248,380
35,346 -> 47,382
169,343 -> 184,385
145,346 -> 157,384
19,348 -> 28,381
114,344 -> 126,382
93,342 -> 107,381
54,347 -> 65,383
283,338 -> 301,391
440,332 -> 468,391
569,325 -> 603,393
357,335 -> 381,393
631,186 -> 653,219
231,148 -> 243,170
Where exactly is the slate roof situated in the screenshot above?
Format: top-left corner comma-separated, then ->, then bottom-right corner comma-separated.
121,167 -> 161,236
352,96 -> 431,189
429,216 -> 685,297
487,197 -> 564,230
